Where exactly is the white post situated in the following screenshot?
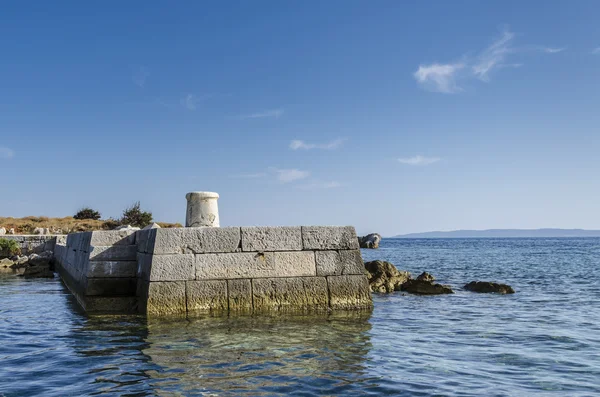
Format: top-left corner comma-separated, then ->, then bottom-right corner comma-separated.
185,192 -> 220,227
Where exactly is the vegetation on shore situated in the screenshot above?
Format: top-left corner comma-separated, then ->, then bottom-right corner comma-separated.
1,202 -> 181,234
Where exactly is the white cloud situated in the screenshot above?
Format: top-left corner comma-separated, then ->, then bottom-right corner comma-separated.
413,63 -> 465,93
273,168 -> 310,183
132,67 -> 150,88
543,47 -> 566,54
289,138 -> 345,150
398,155 -> 440,166
298,181 -> 343,190
181,94 -> 197,110
0,147 -> 14,159
472,29 -> 515,81
230,172 -> 267,179
243,109 -> 284,119
592,47 -> 600,55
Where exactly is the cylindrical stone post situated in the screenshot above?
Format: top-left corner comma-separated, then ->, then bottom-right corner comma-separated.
185,192 -> 220,227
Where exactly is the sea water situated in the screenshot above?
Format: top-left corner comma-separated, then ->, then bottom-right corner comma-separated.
1,238 -> 599,396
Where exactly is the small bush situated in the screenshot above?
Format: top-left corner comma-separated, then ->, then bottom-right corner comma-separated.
74,207 -> 102,220
101,218 -> 122,230
0,238 -> 21,257
120,202 -> 153,228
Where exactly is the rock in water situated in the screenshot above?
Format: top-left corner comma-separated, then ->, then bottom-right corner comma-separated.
400,279 -> 454,295
464,281 -> 515,294
416,272 -> 435,282
358,233 -> 382,249
22,265 -> 54,278
364,260 -> 411,293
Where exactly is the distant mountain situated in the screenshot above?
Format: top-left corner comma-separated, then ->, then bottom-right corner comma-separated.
393,229 -> 600,238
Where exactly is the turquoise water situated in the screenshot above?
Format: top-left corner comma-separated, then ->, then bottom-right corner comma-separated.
1,238 -> 600,396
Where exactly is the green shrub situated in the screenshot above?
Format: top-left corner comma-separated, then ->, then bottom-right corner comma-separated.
74,207 -> 102,220
101,218 -> 122,230
0,238 -> 21,257
120,202 -> 153,228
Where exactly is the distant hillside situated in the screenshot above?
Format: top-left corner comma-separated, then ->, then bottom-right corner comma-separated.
394,229 -> 600,238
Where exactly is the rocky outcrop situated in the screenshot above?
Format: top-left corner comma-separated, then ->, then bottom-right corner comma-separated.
364,260 -> 410,293
0,227 -> 6,235
401,279 -> 453,295
464,281 -> 515,294
358,233 -> 381,249
0,251 -> 55,278
416,272 -> 435,282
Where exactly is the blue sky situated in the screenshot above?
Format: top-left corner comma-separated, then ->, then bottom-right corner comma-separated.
1,1 -> 599,236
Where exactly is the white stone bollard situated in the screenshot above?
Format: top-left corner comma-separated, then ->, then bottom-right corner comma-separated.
185,192 -> 220,227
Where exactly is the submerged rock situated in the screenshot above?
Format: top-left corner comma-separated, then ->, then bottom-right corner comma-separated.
0,258 -> 14,268
464,281 -> 515,294
364,260 -> 411,293
400,279 -> 454,295
416,272 -> 435,282
22,264 -> 54,278
358,233 -> 381,249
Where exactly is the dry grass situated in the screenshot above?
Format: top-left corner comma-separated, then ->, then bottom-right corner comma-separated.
0,216 -> 182,234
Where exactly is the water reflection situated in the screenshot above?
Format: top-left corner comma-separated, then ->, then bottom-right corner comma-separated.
142,313 -> 374,396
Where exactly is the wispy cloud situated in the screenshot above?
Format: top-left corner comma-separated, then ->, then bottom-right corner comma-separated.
413,63 -> 465,94
242,109 -> 284,119
415,28 -> 564,93
592,47 -> 600,55
230,172 -> 267,179
181,94 -> 197,110
0,147 -> 14,159
132,67 -> 150,88
398,155 -> 440,166
271,168 -> 310,183
297,181 -> 343,190
543,47 -> 566,54
289,138 -> 345,150
472,29 -> 515,81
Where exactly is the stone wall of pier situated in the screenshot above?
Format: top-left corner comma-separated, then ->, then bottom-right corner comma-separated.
53,226 -> 372,316
0,235 -> 58,255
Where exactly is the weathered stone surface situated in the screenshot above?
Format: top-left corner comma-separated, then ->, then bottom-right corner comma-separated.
186,191 -> 220,227
327,275 -> 372,310
364,260 -> 411,293
146,254 -> 195,281
136,229 -> 156,254
302,226 -> 359,250
186,280 -> 228,314
401,280 -> 454,295
142,223 -> 161,230
146,281 -> 187,315
89,230 -> 137,246
0,227 -> 5,235
302,277 -> 329,310
115,225 -> 141,232
0,258 -> 13,268
85,278 -> 137,296
358,233 -> 381,249
315,250 -> 364,276
417,272 -> 435,282
195,251 -> 315,280
84,297 -> 137,313
150,227 -> 240,254
87,261 -> 137,278
22,265 -> 55,278
464,281 -> 515,294
228,279 -> 252,311
241,227 -> 302,252
88,245 -> 137,261
252,277 -> 307,311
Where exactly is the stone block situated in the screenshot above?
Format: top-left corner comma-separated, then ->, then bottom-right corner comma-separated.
228,279 -> 252,311
186,280 -> 228,314
85,277 -> 137,296
87,261 -> 137,278
146,281 -> 187,315
302,226 -> 359,250
89,230 -> 137,246
136,253 -> 152,280
316,250 -> 364,276
146,254 -> 195,282
136,228 -> 157,254
195,251 -> 316,280
252,277 -> 307,311
302,277 -> 329,310
84,297 -> 137,313
327,275 -> 372,310
241,226 -> 302,252
88,245 -> 137,261
150,227 -> 241,254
